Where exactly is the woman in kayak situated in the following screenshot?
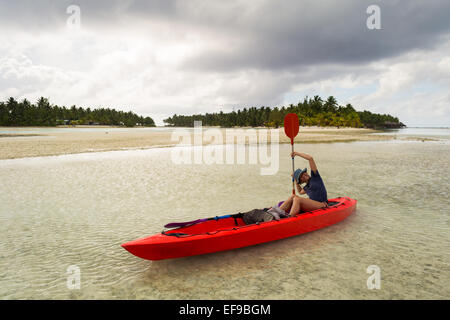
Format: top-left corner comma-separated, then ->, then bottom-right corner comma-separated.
241,151 -> 329,224
279,151 -> 329,216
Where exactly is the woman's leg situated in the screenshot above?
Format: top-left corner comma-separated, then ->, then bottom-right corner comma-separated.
299,198 -> 328,212
289,196 -> 327,216
279,194 -> 295,213
289,196 -> 302,215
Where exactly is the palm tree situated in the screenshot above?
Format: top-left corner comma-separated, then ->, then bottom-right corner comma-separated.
324,96 -> 338,113
310,95 -> 323,114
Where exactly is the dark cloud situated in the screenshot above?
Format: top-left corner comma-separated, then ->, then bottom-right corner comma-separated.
1,0 -> 449,126
0,0 -> 177,30
179,0 -> 450,71
2,0 -> 449,71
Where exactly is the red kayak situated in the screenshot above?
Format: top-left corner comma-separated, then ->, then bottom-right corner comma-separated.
122,196 -> 357,260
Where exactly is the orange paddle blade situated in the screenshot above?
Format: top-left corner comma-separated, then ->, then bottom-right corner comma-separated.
284,113 -> 299,143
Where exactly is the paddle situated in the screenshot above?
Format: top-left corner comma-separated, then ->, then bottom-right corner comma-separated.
166,114 -> 299,228
284,113 -> 299,194
164,214 -> 235,228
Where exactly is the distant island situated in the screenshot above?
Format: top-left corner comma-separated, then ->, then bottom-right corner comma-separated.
164,95 -> 406,129
1,95 -> 406,129
0,97 -> 155,127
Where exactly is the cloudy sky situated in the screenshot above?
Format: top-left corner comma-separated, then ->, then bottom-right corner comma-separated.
0,0 -> 449,126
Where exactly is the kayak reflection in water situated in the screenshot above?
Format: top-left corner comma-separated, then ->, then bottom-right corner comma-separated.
242,151 -> 329,225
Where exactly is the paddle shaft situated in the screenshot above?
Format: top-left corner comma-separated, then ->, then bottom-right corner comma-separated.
284,113 -> 299,196
164,214 -> 233,228
291,141 -> 295,194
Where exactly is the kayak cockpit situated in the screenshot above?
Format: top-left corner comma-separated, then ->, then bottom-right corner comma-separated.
163,215 -> 247,236
161,198 -> 345,237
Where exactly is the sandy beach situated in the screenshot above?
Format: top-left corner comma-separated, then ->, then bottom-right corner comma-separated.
0,126 -> 402,160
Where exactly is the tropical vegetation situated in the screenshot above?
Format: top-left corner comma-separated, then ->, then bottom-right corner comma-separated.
0,97 -> 155,127
163,96 -> 405,129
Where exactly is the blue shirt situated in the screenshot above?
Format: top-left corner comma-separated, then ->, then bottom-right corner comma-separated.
303,170 -> 328,202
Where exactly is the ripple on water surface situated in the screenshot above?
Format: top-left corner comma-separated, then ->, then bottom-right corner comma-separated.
0,141 -> 449,299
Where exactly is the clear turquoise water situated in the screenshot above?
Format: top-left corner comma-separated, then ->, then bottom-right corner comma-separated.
2,126 -> 449,141
0,139 -> 449,299
374,127 -> 450,140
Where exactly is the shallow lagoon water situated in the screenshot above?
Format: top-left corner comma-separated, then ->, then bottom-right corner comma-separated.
0,126 -> 181,134
0,139 -> 449,299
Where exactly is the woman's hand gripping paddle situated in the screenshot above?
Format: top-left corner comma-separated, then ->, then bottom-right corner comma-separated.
284,113 -> 299,195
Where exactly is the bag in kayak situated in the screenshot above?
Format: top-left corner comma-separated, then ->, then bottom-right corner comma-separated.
266,203 -> 290,220
242,209 -> 273,225
242,204 -> 289,225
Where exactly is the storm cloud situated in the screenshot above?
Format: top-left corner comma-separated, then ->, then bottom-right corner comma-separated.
0,0 -> 449,126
